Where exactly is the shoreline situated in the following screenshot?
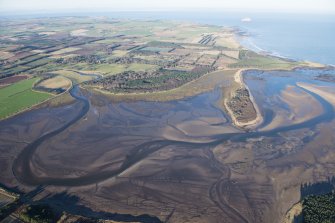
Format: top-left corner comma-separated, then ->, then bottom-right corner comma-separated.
221,58 -> 328,129
235,24 -> 334,68
283,201 -> 302,223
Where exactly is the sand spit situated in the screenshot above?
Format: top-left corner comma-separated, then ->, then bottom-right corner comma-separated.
283,202 -> 302,223
297,82 -> 335,107
224,69 -> 263,129
259,85 -> 324,131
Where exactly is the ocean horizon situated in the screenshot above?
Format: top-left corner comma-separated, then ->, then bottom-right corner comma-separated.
1,11 -> 334,65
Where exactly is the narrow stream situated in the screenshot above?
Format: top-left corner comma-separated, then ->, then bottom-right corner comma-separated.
11,68 -> 335,186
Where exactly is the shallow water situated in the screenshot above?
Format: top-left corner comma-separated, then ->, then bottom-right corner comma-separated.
244,68 -> 335,129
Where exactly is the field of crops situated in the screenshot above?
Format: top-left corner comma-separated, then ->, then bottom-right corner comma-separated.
228,50 -> 300,69
0,77 -> 52,119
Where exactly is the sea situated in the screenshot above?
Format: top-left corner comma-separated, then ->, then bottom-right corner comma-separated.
2,11 -> 335,65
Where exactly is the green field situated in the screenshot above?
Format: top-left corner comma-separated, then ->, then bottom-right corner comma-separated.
141,47 -> 172,53
65,63 -> 157,76
229,56 -> 298,69
0,77 -> 52,119
228,50 -> 301,69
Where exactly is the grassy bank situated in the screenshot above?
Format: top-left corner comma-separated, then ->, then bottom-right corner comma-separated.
0,77 -> 52,120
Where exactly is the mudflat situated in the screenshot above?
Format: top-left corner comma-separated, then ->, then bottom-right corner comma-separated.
0,16 -> 335,223
1,67 -> 335,222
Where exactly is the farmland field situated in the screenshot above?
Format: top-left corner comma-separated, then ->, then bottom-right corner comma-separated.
0,78 -> 52,119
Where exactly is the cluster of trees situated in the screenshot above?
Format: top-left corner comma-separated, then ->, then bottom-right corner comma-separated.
112,56 -> 172,67
198,34 -> 215,45
302,192 -> 335,223
125,66 -> 214,91
0,200 -> 21,221
86,70 -> 161,90
110,56 -> 148,65
227,88 -> 254,118
54,53 -> 172,67
55,55 -> 105,64
19,204 -> 56,223
86,65 -> 214,93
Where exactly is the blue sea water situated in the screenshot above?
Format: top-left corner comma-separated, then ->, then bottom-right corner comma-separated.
2,11 -> 335,65
234,14 -> 335,66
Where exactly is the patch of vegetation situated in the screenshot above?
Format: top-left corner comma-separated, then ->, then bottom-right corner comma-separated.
146,41 -> 182,48
19,204 -> 56,223
226,87 -> 256,122
25,58 -> 53,67
0,200 -> 21,221
229,50 -> 299,69
31,63 -> 62,74
120,28 -> 153,36
302,192 -> 335,223
52,55 -> 156,76
87,66 -> 214,93
124,70 -> 191,89
0,77 -> 52,119
0,65 -> 30,78
50,70 -> 94,84
126,63 -> 157,72
34,75 -> 70,94
141,47 -> 172,53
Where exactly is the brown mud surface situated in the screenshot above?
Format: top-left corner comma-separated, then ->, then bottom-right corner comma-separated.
1,68 -> 335,223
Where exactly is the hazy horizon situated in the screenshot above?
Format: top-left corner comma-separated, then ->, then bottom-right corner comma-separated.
1,0 -> 334,15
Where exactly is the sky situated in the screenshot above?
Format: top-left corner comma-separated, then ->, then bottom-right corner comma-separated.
0,0 -> 334,14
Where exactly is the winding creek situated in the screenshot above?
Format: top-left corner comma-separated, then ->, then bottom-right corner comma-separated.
10,68 -> 335,187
